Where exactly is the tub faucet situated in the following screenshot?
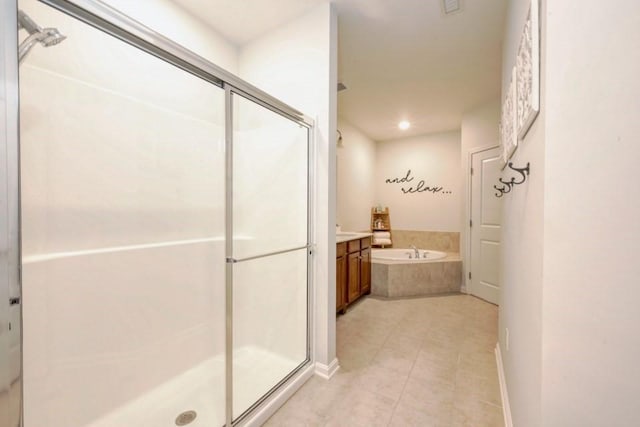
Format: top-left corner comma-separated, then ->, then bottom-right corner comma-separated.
409,245 -> 419,258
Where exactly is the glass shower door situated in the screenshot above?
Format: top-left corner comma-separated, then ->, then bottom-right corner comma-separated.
230,93 -> 310,421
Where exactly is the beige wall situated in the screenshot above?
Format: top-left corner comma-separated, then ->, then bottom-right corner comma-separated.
460,99 -> 501,290
336,118 -> 376,231
375,131 -> 462,232
460,100 -> 501,155
541,0 -> 640,424
500,0 -> 640,425
498,0 -> 545,425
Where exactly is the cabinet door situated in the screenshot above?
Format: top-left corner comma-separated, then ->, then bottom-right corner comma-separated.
347,252 -> 361,303
360,247 -> 371,294
336,255 -> 346,312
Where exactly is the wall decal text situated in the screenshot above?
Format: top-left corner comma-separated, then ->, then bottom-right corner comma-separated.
385,170 -> 452,195
385,169 -> 414,184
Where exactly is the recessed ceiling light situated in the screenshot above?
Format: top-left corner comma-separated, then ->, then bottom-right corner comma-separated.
398,121 -> 410,130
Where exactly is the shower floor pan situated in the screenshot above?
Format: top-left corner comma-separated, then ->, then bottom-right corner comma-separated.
88,346 -> 300,427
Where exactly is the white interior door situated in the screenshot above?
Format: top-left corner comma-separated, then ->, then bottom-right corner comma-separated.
470,147 -> 502,304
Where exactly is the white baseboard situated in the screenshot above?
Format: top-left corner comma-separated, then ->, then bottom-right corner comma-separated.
314,357 -> 340,379
495,344 -> 513,427
242,364 -> 315,427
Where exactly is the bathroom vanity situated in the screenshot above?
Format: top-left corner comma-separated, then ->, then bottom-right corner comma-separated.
336,234 -> 372,314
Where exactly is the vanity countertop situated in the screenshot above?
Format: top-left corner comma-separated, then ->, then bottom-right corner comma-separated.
335,232 -> 372,244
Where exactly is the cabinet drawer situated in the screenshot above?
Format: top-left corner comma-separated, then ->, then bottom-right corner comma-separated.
360,237 -> 371,249
337,242 -> 347,257
347,239 -> 360,253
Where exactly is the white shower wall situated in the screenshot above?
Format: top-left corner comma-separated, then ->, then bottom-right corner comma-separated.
232,99 -> 308,260
232,98 -> 309,354
23,243 -> 226,427
19,1 -> 224,426
101,0 -> 239,73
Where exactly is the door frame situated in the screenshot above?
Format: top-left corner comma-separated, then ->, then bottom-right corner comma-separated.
465,145 -> 500,296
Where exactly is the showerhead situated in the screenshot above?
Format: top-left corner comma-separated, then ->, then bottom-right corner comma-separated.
38,28 -> 67,47
17,10 -> 66,64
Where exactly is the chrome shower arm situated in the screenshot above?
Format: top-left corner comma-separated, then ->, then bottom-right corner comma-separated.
18,10 -> 43,34
18,33 -> 42,63
17,10 -> 66,64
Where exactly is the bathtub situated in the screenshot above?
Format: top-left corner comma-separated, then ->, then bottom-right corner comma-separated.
371,249 -> 461,297
371,248 -> 447,263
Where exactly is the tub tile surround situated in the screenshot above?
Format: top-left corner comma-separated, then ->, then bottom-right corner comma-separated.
392,230 -> 460,253
371,229 -> 462,298
265,295 -> 503,426
372,254 -> 462,298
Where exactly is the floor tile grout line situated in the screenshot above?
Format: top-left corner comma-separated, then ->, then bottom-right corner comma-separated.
385,317 -> 424,426
360,316 -> 406,427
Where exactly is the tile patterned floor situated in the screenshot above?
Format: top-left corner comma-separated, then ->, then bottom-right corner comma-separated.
265,294 -> 504,427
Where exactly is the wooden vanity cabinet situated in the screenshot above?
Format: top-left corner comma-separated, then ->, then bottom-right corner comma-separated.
336,242 -> 347,313
347,251 -> 361,303
337,236 -> 371,313
360,245 -> 371,294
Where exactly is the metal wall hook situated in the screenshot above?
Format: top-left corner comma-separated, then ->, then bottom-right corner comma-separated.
508,162 -> 530,184
494,162 -> 530,197
498,176 -> 516,187
494,182 -> 511,197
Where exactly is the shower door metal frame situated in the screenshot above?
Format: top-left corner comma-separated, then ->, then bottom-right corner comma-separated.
0,1 -> 23,426
4,0 -> 317,426
224,85 -> 314,426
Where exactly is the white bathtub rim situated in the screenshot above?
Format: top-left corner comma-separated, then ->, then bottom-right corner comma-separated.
371,248 -> 449,263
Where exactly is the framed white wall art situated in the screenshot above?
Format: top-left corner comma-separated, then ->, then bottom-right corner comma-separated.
499,121 -> 507,166
500,66 -> 518,168
516,0 -> 540,139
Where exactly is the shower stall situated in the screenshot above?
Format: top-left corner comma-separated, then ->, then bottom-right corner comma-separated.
1,0 -> 315,426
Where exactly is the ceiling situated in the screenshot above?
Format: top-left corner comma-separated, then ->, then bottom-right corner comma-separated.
174,0 -> 325,45
175,0 -> 507,141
